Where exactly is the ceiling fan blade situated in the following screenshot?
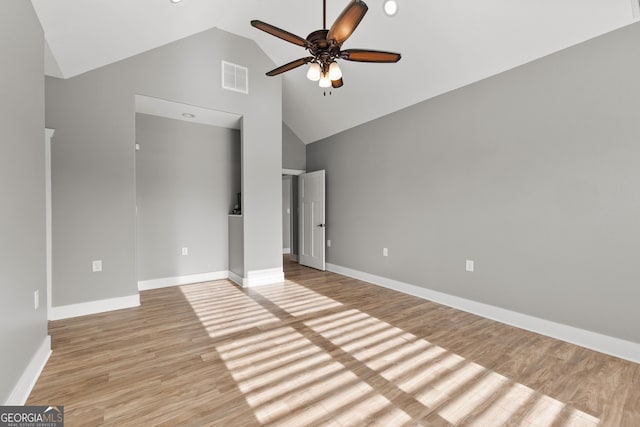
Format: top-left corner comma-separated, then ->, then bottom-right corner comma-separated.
331,77 -> 344,88
341,49 -> 401,63
266,57 -> 314,76
327,0 -> 368,45
251,20 -> 309,48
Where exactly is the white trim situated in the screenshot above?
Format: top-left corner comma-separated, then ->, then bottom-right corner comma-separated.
283,248 -> 291,254
290,254 -> 299,262
228,271 -> 243,287
5,335 -> 51,405
326,263 -> 640,364
138,270 -> 229,291
49,294 -> 140,321
242,268 -> 284,288
45,129 -> 54,319
282,168 -> 305,176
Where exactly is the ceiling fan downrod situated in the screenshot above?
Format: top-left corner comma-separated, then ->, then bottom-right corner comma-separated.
323,0 -> 327,30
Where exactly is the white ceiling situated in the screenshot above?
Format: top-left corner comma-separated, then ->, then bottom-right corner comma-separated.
31,0 -> 638,144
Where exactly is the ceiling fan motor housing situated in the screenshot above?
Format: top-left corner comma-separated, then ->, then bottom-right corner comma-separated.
307,29 -> 340,71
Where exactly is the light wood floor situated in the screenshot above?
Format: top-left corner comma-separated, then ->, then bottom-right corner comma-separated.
29,257 -> 639,426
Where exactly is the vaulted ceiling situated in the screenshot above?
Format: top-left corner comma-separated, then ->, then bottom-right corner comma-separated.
31,0 -> 638,143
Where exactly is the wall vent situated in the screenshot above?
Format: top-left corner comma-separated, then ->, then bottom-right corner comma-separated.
222,61 -> 249,94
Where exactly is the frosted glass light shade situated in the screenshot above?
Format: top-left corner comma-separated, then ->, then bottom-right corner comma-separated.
319,73 -> 331,88
328,62 -> 342,80
306,63 -> 321,81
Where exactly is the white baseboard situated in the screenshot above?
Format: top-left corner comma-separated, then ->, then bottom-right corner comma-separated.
5,335 -> 51,405
226,269 -> 284,288
326,263 -> 640,364
138,268 -> 284,290
283,248 -> 291,254
244,268 -> 284,287
49,294 -> 140,321
138,270 -> 229,291
228,271 -> 243,287
242,268 -> 284,288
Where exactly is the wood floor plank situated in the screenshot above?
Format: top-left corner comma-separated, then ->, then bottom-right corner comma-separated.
27,256 -> 639,426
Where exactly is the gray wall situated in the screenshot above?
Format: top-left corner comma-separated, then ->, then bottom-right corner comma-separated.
46,27 -> 282,307
307,22 -> 640,343
135,113 -> 240,281
228,216 -> 244,277
282,121 -> 304,258
283,123 -> 306,170
0,1 -> 48,402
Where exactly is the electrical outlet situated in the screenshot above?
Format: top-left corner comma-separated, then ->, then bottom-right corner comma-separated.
182,247 -> 189,256
327,240 -> 331,247
34,290 -> 39,310
92,260 -> 102,272
466,260 -> 474,272
383,248 -> 389,257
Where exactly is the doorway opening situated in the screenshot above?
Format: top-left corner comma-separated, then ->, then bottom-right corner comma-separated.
282,170 -> 304,263
134,94 -> 242,288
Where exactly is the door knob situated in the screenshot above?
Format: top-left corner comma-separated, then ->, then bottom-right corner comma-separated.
317,224 -> 325,228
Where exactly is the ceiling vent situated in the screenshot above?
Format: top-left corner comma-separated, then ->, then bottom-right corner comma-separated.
222,61 -> 249,94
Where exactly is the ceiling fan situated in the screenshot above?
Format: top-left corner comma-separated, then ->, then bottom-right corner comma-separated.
251,0 -> 401,89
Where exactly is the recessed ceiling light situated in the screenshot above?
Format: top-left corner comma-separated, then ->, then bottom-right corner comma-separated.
182,113 -> 195,118
170,0 -> 182,3
383,0 -> 398,16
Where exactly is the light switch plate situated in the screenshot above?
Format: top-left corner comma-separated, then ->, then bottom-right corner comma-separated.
92,260 -> 102,272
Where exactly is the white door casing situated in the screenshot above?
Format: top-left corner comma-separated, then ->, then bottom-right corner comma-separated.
282,176 -> 292,254
299,170 -> 325,270
45,128 -> 55,318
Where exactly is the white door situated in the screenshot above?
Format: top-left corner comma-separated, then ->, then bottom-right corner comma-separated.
299,170 -> 325,270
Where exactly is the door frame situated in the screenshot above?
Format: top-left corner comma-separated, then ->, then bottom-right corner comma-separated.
282,169 -> 304,262
45,128 -> 55,318
298,169 -> 326,271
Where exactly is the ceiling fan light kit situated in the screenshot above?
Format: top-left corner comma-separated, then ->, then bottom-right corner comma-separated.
319,74 -> 332,88
307,63 -> 322,81
328,62 -> 342,80
251,0 -> 401,91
